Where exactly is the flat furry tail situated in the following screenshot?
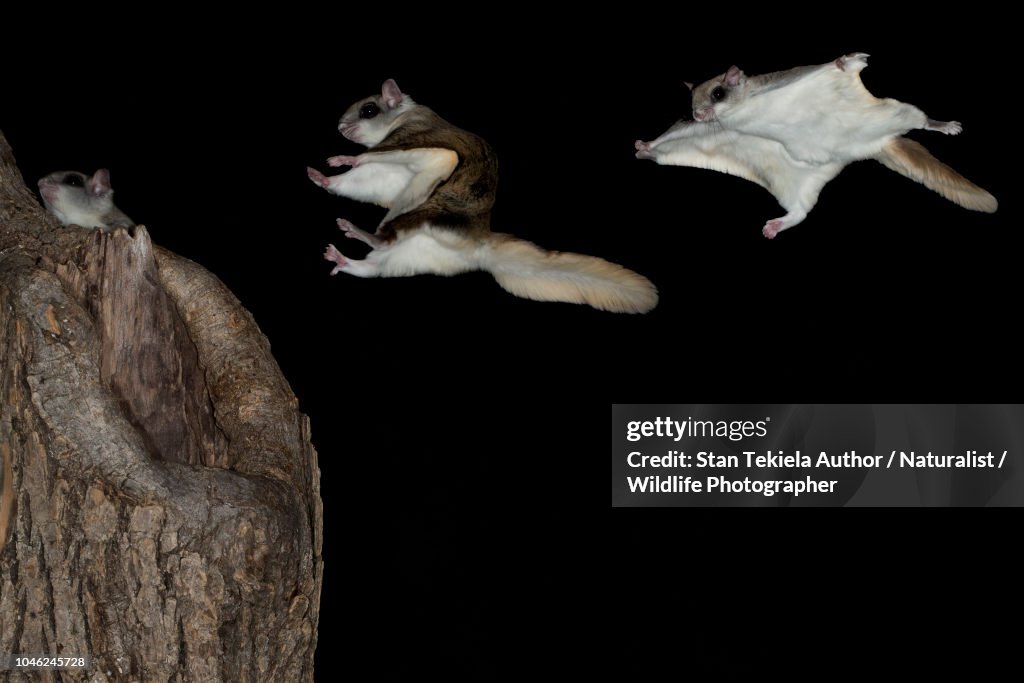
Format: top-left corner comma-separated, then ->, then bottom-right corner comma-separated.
875,137 -> 997,213
480,234 -> 658,314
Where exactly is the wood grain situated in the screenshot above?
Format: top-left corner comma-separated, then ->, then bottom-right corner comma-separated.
0,128 -> 322,682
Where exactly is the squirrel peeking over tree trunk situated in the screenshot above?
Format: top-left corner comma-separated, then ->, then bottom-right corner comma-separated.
0,128 -> 322,682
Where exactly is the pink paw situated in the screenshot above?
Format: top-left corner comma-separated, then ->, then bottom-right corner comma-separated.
763,220 -> 783,239
324,244 -> 347,275
335,218 -> 383,248
927,119 -> 962,135
327,155 -> 360,168
635,140 -> 655,160
307,167 -> 329,188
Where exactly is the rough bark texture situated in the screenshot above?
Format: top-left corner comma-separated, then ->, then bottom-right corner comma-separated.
0,129 -> 322,682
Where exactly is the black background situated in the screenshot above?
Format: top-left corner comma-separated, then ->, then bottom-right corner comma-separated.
3,8 -> 1018,679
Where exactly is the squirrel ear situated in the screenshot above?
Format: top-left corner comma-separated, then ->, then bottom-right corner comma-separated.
725,66 -> 744,87
87,169 -> 112,196
382,79 -> 403,109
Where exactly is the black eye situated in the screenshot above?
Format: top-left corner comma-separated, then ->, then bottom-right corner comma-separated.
63,174 -> 84,187
711,86 -> 726,102
359,102 -> 380,119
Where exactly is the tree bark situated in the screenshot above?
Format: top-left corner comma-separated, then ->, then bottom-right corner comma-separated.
0,129 -> 322,682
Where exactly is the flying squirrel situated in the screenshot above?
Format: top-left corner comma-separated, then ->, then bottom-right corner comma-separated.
635,53 -> 997,238
37,168 -> 133,231
307,79 -> 658,313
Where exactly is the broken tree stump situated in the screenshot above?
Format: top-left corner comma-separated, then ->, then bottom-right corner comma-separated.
0,129 -> 322,682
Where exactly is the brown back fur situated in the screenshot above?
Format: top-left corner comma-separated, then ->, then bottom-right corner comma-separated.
375,107 -> 499,239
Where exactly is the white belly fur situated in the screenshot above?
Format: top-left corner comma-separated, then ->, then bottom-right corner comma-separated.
733,68 -> 928,164
372,226 -> 478,277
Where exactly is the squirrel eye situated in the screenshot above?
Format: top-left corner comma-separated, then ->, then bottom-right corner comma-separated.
711,86 -> 726,102
63,174 -> 84,187
359,102 -> 381,119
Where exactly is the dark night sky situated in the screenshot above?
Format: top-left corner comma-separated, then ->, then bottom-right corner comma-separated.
3,9 -> 1017,678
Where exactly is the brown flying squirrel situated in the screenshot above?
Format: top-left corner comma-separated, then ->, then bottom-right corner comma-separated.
37,169 -> 133,231
636,53 -> 996,239
307,79 -> 657,314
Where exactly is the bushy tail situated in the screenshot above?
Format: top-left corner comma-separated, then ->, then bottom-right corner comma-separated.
479,234 -> 658,314
875,137 -> 997,213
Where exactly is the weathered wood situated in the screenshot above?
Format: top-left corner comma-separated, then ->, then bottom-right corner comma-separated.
0,128 -> 322,682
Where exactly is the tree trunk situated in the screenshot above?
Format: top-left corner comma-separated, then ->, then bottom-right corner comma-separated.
0,130 -> 322,682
